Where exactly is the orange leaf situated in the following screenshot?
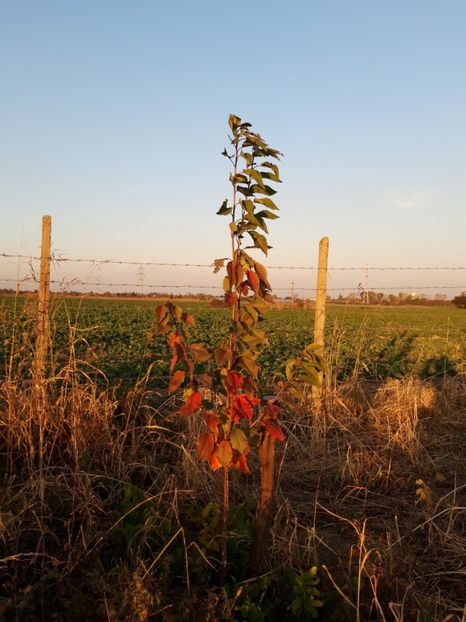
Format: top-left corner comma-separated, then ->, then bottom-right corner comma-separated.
203,412 -> 219,431
168,331 -> 182,349
181,311 -> 195,327
191,343 -> 211,362
179,390 -> 202,415
197,432 -> 214,461
208,451 -> 222,471
168,370 -> 185,394
238,452 -> 251,474
216,346 -> 232,365
215,440 -> 233,467
254,261 -> 271,289
232,444 -> 251,474
196,374 -> 212,387
155,304 -> 168,325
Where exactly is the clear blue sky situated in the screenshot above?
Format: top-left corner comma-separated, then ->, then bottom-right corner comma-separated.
1,0 -> 465,295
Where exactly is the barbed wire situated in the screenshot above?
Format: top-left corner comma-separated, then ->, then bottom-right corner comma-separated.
1,276 -> 464,292
1,252 -> 465,272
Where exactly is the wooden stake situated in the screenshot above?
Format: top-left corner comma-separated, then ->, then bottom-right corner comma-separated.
313,237 -> 329,402
34,215 -> 51,386
250,433 -> 276,576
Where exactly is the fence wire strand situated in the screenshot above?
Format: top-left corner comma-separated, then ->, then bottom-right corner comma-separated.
0,277 -> 465,293
1,252 -> 465,272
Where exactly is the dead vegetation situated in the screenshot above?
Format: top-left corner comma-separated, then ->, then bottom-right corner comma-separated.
0,352 -> 465,620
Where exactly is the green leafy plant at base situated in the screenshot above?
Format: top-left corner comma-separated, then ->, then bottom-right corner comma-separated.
230,566 -> 323,621
154,115 -> 323,580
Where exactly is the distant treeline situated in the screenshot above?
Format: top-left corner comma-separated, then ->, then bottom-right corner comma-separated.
1,288 -> 465,307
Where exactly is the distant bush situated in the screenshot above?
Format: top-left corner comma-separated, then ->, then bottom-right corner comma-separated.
452,292 -> 466,308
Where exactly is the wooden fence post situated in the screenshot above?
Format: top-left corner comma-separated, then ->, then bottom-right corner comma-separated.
34,215 -> 52,386
313,237 -> 329,403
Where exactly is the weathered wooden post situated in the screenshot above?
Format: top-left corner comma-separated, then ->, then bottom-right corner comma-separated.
34,215 -> 52,386
312,237 -> 329,405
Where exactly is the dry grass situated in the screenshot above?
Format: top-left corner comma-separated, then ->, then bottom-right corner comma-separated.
274,374 -> 466,621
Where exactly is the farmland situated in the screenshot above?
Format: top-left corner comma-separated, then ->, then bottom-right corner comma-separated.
1,295 -> 464,384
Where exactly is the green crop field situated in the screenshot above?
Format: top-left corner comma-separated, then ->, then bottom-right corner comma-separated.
2,295 -> 464,385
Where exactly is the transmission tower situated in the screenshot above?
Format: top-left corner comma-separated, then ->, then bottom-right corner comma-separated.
291,280 -> 295,305
136,265 -> 145,296
362,264 -> 369,304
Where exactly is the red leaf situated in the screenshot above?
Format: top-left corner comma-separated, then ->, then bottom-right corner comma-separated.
179,390 -> 202,415
240,282 -> 249,297
263,402 -> 280,418
226,371 -> 244,393
225,292 -> 238,306
247,270 -> 260,295
262,417 -> 284,441
233,394 -> 260,424
197,432 -> 214,461
227,261 -> 238,287
168,370 -> 185,394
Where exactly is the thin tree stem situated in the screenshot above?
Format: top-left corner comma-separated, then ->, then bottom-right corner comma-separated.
220,466 -> 229,583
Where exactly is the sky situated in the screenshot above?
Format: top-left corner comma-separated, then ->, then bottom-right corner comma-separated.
1,0 -> 465,297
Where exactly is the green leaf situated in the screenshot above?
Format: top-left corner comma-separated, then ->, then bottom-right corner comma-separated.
248,231 -> 269,256
261,162 -> 281,181
240,151 -> 253,165
240,356 -> 259,377
254,197 -> 279,211
230,428 -> 248,453
237,185 -> 253,197
243,303 -> 259,322
213,258 -> 227,273
243,168 -> 265,188
228,114 -> 241,130
254,215 -> 268,234
285,359 -> 296,380
251,184 -> 277,196
230,173 -> 248,184
217,200 -> 232,216
256,209 -> 279,220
